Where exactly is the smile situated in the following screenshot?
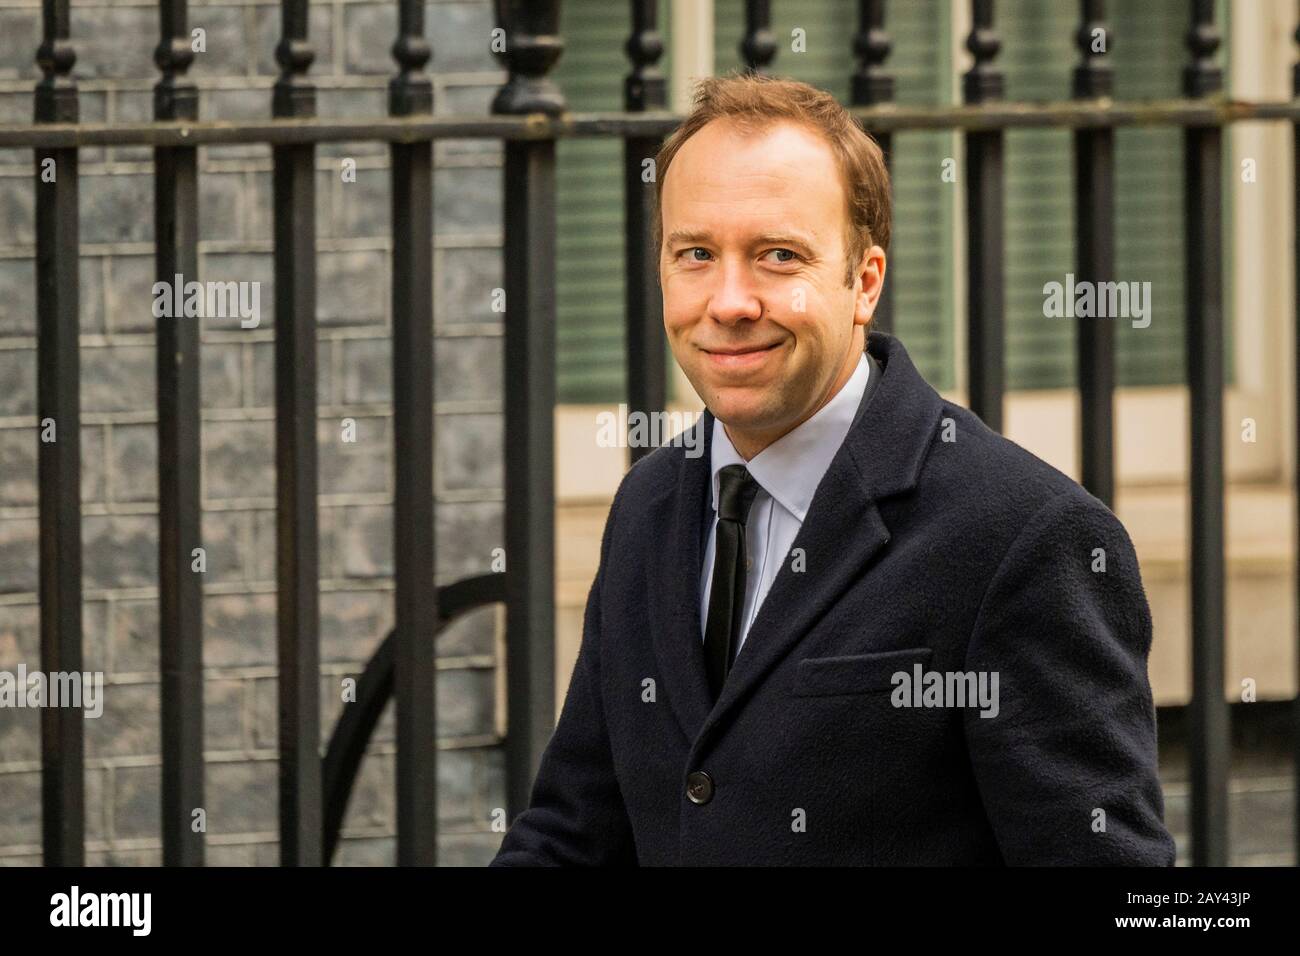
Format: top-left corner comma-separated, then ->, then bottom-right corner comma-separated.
700,341 -> 783,370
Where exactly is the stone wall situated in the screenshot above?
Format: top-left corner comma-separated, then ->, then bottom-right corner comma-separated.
0,0 -> 508,865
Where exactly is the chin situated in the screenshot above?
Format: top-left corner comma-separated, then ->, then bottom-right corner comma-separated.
700,366 -> 784,408
705,394 -> 783,432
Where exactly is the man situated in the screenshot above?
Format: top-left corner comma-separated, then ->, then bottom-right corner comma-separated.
491,73 -> 1176,866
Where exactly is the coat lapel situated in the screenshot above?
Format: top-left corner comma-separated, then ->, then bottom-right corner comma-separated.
648,331 -> 949,746
651,409 -> 715,742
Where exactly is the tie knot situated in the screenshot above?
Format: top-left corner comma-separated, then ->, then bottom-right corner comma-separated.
717,464 -> 761,524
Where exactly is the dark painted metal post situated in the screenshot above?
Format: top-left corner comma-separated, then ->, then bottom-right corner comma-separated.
852,0 -> 894,335
625,0 -> 667,462
491,1 -> 565,821
1183,0 -> 1228,867
741,0 -> 776,74
964,0 -> 1005,433
1073,0 -> 1116,508
389,0 -> 437,866
272,0 -> 322,866
33,0 -> 83,868
154,0 -> 205,867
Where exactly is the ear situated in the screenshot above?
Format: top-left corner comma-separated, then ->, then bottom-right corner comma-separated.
852,245 -> 887,327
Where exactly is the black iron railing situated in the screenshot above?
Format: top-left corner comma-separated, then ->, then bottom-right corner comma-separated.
3,0 -> 1297,867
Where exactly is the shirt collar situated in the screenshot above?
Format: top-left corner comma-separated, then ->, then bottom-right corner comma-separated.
710,351 -> 869,523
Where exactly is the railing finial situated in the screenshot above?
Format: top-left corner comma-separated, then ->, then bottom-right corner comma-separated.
964,0 -> 1004,104
1073,0 -> 1112,100
155,3 -> 197,121
625,1 -> 666,112
391,0 -> 433,116
853,0 -> 893,106
1183,0 -> 1222,98
1291,11 -> 1300,97
492,0 -> 566,116
273,1 -> 317,118
35,0 -> 77,123
741,0 -> 776,75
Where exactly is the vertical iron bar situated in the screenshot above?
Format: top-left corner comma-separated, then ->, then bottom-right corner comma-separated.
272,0 -> 321,867
852,0 -> 894,335
390,0 -> 437,867
1073,0 -> 1116,508
492,0 -> 564,820
154,0 -> 204,867
1183,0 -> 1228,867
624,0 -> 667,462
33,0 -> 83,868
963,0 -> 1005,432
741,0 -> 776,74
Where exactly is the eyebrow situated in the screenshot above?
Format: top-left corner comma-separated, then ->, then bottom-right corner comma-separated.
664,229 -> 819,252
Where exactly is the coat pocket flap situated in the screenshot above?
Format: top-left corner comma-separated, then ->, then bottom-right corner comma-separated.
793,647 -> 934,697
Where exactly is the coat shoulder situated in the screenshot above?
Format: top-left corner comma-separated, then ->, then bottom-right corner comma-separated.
918,401 -> 1125,545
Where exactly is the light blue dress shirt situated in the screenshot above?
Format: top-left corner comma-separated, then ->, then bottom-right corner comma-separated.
699,351 -> 870,656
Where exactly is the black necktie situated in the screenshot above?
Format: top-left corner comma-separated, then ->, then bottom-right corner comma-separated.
704,464 -> 761,703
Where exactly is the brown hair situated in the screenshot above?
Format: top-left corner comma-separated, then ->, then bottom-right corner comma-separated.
654,71 -> 891,287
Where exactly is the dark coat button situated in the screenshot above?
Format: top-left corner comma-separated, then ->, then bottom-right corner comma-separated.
685,770 -> 714,805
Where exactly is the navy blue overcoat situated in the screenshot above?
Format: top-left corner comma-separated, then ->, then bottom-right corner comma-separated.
492,330 -> 1176,866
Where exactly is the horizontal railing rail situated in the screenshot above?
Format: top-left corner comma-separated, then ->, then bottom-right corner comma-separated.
4,98 -> 1300,148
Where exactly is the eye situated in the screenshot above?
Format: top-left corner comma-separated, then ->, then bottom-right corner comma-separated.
764,248 -> 801,264
681,247 -> 712,262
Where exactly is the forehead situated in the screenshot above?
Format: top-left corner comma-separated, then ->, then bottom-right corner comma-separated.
662,118 -> 846,243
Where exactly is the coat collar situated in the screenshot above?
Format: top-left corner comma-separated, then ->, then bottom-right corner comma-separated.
652,330 -> 948,746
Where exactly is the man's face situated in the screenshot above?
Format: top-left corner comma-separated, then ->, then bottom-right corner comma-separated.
659,118 -> 883,455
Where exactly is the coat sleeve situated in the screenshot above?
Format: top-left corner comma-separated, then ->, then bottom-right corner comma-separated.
963,492 -> 1177,866
489,481 -> 638,866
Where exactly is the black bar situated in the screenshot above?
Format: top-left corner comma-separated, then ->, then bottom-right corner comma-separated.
492,1 -> 564,820
741,0 -> 776,74
852,0 -> 894,335
389,0 -> 437,867
272,0 -> 321,867
34,0 -> 83,868
1073,0 -> 1115,508
1183,0 -> 1229,867
154,0 -> 204,868
624,0 -> 667,462
963,0 -> 1005,432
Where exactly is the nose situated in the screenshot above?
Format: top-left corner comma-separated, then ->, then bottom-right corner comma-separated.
706,257 -> 764,327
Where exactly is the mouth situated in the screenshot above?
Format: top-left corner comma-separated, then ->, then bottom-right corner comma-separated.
698,341 -> 784,371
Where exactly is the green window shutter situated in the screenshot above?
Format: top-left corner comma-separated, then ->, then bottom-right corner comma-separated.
552,3 -> 672,404
1002,0 -> 1232,389
552,2 -> 1222,401
713,0 -> 956,389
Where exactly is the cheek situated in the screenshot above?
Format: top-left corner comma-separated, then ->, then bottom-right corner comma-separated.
662,292 -> 708,341
663,312 -> 694,344
660,299 -> 689,333
784,294 -> 852,345
780,309 -> 830,352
